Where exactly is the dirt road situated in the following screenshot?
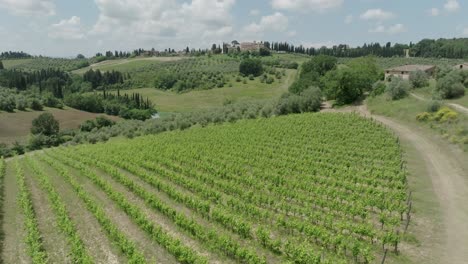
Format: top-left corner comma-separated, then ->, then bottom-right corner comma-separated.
410,93 -> 468,115
352,105 -> 468,263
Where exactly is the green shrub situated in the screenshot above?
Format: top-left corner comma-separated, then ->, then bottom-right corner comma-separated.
416,112 -> 431,122
29,98 -> 44,111
409,70 -> 429,88
433,107 -> 458,122
31,113 -> 60,136
80,120 -> 96,132
266,77 -> 274,84
239,59 -> 263,77
370,81 -> 386,97
0,91 -> 16,112
435,70 -> 465,99
386,77 -> 410,100
14,98 -> 26,111
427,100 -> 442,112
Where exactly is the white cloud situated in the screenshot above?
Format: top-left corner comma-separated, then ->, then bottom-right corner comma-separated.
369,25 -> 385,33
249,9 -> 260,16
428,8 -> 440,16
90,0 -> 236,49
344,15 -> 353,24
288,30 -> 297,37
0,0 -> 55,16
463,27 -> 468,36
243,12 -> 289,35
302,41 -> 335,48
444,0 -> 460,12
271,0 -> 343,12
360,9 -> 394,21
49,16 -> 85,40
387,24 -> 406,34
369,23 -> 406,34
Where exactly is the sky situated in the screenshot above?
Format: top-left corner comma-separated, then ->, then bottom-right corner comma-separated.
0,0 -> 466,57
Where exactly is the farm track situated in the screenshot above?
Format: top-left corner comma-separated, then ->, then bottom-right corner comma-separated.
326,103 -> 468,263
410,93 -> 468,115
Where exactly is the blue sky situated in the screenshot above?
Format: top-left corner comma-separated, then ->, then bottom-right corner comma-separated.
0,0 -> 466,57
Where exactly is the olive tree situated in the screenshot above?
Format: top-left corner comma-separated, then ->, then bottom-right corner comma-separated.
409,70 -> 429,88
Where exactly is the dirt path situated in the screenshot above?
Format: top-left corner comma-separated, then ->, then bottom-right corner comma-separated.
410,93 -> 468,115
325,104 -> 468,263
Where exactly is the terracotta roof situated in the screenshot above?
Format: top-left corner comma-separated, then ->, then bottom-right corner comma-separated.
386,65 -> 436,72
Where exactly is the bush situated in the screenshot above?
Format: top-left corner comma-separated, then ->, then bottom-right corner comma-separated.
31,113 -> 59,136
0,91 -> 16,112
435,70 -> 465,99
386,77 -> 410,100
239,59 -> 263,77
433,107 -> 458,122
276,87 -> 322,115
95,116 -> 115,128
29,98 -> 44,111
154,72 -> 179,89
80,120 -> 96,132
427,100 -> 442,113
11,141 -> 25,155
27,134 -> 61,150
266,77 -> 274,84
0,143 -> 12,158
370,81 -> 386,97
16,95 -> 28,111
259,47 -> 271,56
409,70 -> 429,88
299,87 -> 322,112
416,107 -> 458,123
416,112 -> 432,122
43,94 -> 63,109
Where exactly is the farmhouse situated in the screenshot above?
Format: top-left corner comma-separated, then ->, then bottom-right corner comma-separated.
454,63 -> 468,70
240,41 -> 263,52
385,65 -> 436,80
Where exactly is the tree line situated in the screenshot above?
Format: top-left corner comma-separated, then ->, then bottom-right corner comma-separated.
0,68 -> 71,98
0,51 -> 32,59
83,69 -> 126,89
265,38 -> 468,59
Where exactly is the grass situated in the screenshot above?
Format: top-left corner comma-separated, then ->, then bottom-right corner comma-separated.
72,57 -> 187,74
411,80 -> 468,107
106,69 -> 296,113
367,95 -> 468,151
0,107 -> 120,145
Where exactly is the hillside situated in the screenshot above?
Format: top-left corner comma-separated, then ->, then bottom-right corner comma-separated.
3,113 -> 410,263
105,69 -> 296,112
0,107 -> 120,145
